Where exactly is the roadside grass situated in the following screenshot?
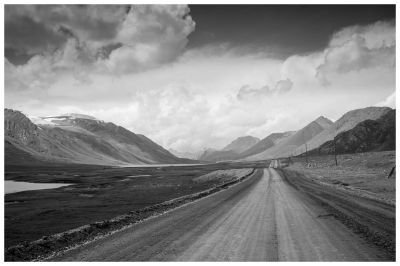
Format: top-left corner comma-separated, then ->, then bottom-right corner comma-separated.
194,168 -> 253,184
287,151 -> 395,203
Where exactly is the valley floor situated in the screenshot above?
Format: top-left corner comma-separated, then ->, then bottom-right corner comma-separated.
4,161 -> 265,249
4,152 -> 395,261
50,168 -> 394,261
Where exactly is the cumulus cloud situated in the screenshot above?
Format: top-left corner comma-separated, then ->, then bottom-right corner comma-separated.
237,84 -> 273,101
101,5 -> 195,74
5,4 -> 195,78
275,79 -> 293,94
316,20 -> 395,85
5,55 -> 57,92
375,91 -> 395,108
5,5 -> 128,55
237,78 -> 293,101
5,38 -> 96,92
4,15 -> 396,153
330,21 -> 395,49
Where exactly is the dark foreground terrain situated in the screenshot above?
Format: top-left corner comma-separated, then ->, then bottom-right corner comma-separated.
5,155 -> 395,261
5,161 -> 266,250
50,168 -> 394,261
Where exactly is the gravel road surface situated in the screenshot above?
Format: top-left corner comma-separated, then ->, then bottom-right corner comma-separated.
51,168 -> 393,261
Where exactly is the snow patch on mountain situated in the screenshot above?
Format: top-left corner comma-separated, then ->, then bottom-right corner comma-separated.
28,116 -> 56,125
61,113 -> 98,120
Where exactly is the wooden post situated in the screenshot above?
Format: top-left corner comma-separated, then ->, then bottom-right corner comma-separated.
333,125 -> 338,166
302,131 -> 308,165
305,142 -> 308,164
388,166 -> 395,179
333,137 -> 338,166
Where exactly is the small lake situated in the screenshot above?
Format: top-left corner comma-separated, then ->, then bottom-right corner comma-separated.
5,180 -> 72,194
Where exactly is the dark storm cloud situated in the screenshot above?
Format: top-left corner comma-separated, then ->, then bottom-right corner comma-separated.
4,5 -> 129,64
188,5 -> 395,58
6,5 -> 395,66
5,14 -> 66,61
5,4 -> 196,93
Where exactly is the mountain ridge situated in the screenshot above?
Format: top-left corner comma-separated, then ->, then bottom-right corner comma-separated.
222,136 -> 260,153
5,109 -> 192,166
293,106 -> 392,155
199,135 -> 260,162
5,106 -> 394,165
307,109 -> 395,155
245,116 -> 334,160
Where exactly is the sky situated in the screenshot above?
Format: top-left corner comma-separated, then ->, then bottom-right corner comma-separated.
4,5 -> 396,153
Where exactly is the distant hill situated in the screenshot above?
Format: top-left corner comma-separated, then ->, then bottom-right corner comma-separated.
308,109 -> 395,155
199,135 -> 260,162
198,149 -> 240,162
198,116 -> 335,162
293,106 -> 392,155
245,116 -> 333,160
239,131 -> 294,158
222,136 -> 260,153
168,148 -> 203,160
5,109 -> 192,166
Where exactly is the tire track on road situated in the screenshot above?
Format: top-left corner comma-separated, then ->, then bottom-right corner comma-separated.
51,168 -> 392,261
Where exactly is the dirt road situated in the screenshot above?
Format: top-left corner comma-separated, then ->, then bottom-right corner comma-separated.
51,168 -> 393,261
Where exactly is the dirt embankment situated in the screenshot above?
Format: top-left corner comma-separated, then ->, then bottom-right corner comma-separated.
5,168 -> 260,261
277,168 -> 395,259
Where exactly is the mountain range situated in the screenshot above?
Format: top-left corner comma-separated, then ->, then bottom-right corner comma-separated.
168,148 -> 203,160
5,106 -> 395,166
307,109 -> 395,155
222,136 -> 260,153
5,109 -> 191,166
292,106 -> 392,155
246,116 -> 334,160
199,106 -> 394,162
200,116 -> 333,162
198,136 -> 260,162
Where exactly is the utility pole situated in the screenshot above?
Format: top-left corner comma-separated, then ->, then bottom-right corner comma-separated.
333,137 -> 338,166
333,124 -> 338,166
302,131 -> 308,165
305,142 -> 308,164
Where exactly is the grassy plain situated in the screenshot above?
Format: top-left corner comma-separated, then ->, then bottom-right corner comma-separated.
287,151 -> 395,204
5,161 -> 267,248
